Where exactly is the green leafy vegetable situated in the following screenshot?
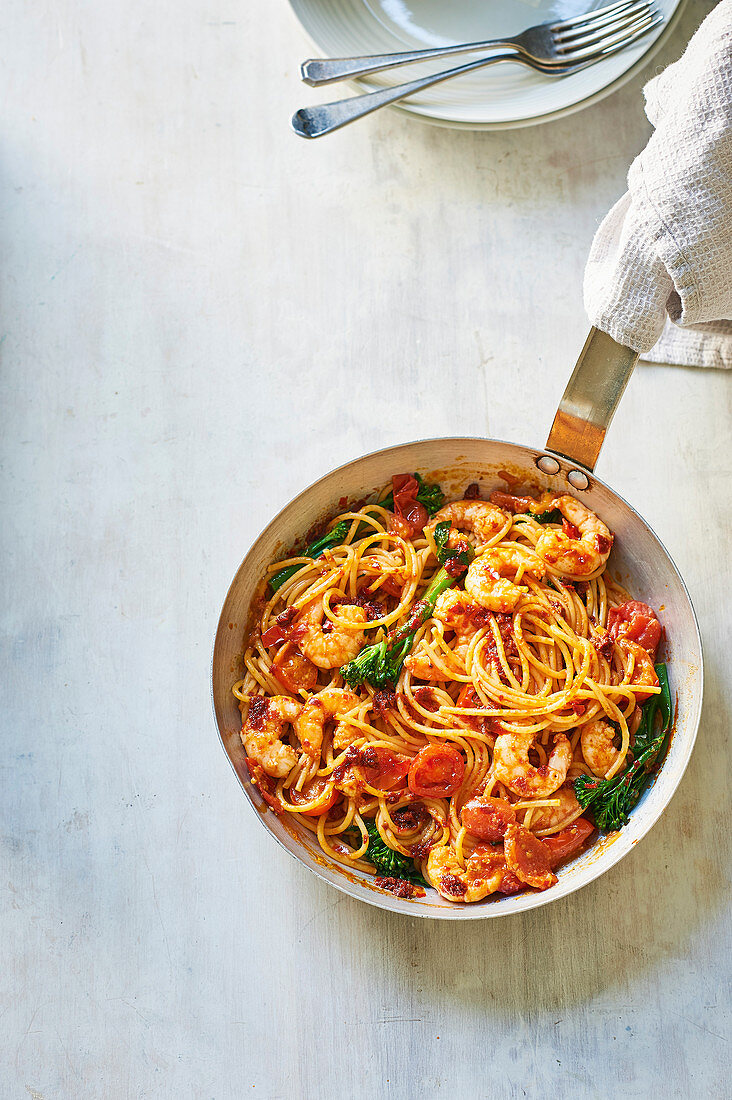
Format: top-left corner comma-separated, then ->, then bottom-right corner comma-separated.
433,520 -> 451,565
269,520 -> 351,593
532,508 -> 563,525
380,473 -> 445,517
341,543 -> 474,690
360,819 -> 428,887
574,663 -> 673,832
413,473 -> 445,517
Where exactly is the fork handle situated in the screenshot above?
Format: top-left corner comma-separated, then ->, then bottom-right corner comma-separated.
292,51 -> 520,139
301,39 -> 519,86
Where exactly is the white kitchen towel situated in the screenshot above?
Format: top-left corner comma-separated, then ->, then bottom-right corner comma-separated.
584,0 -> 732,369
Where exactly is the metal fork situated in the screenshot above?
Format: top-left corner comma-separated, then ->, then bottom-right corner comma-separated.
293,2 -> 662,139
302,0 -> 656,84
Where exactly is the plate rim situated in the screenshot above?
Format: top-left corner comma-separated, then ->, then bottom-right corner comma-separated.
287,0 -> 687,130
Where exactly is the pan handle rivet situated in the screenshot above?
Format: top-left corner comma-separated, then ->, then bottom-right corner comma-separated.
568,469 -> 590,490
536,455 -> 560,475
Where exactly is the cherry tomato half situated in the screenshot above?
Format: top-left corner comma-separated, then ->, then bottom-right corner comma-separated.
462,797 -> 516,842
608,601 -> 663,659
541,817 -> 595,868
272,643 -> 318,693
391,473 -> 429,538
357,747 -> 412,792
504,823 -> 557,890
288,777 -> 339,816
408,744 -> 465,798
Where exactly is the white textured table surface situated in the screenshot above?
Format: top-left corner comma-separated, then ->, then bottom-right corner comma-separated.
2,2 -> 730,1097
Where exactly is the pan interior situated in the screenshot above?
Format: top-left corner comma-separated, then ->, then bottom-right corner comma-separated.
212,437 -> 702,918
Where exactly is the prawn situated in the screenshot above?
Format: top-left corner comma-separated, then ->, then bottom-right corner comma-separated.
535,495 -> 613,577
295,687 -> 361,760
299,597 -> 367,669
242,695 -> 302,778
465,547 -> 545,613
618,638 -> 659,703
518,786 -> 581,831
404,645 -> 464,681
433,500 -> 510,546
492,730 -> 572,797
580,718 -> 623,778
427,844 -> 508,902
403,590 -> 477,681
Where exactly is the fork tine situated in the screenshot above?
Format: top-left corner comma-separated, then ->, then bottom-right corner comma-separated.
550,0 -> 640,32
596,10 -> 663,51
552,1 -> 651,43
555,13 -> 652,53
557,10 -> 660,60
554,4 -> 653,47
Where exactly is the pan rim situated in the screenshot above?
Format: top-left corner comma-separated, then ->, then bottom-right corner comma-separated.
211,435 -> 704,919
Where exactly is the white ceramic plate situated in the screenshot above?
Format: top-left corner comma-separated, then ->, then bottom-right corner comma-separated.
289,0 -> 685,129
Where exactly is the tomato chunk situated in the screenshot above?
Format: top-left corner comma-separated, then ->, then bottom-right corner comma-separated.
408,745 -> 465,798
261,607 -> 299,647
462,797 -> 516,842
357,746 -> 412,792
504,823 -> 557,890
542,817 -> 595,868
489,490 -> 535,514
608,601 -> 663,659
272,643 -> 318,693
288,777 -> 338,816
390,473 -> 429,539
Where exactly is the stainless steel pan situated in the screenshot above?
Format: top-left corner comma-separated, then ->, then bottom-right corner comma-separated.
212,329 -> 703,918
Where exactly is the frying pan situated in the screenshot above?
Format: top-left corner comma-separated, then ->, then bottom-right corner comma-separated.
211,328 -> 703,918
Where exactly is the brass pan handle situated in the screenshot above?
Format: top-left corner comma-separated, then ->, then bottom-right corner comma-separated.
546,327 -> 639,473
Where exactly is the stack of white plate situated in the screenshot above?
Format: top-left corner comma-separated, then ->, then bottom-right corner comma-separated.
289,0 -> 684,130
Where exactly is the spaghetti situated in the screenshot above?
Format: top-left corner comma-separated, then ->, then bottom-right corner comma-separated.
233,474 -> 666,904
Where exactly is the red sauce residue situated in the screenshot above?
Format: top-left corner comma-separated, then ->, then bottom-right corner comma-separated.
495,612 -> 518,658
592,628 -> 614,660
374,877 -> 425,899
562,519 -> 581,540
246,696 -> 268,731
464,482 -> 481,500
372,689 -> 398,717
412,686 -> 439,712
409,838 -> 433,860
497,468 -> 522,489
391,803 -> 429,832
347,592 -> 383,621
331,745 -> 376,783
444,554 -> 468,578
596,533 -> 613,555
440,873 -> 467,898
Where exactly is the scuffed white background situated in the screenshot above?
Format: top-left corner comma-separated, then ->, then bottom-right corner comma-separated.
1,1 -> 729,1097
